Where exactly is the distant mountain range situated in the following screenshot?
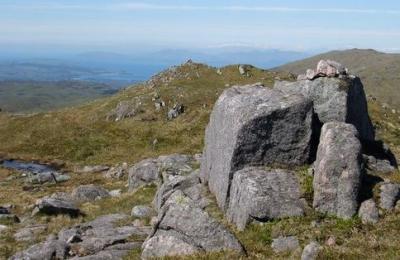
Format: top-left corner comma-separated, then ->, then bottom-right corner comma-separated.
276,49 -> 400,110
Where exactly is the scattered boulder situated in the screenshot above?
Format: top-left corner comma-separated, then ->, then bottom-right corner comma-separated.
142,191 -> 244,258
380,182 -> 400,210
106,99 -> 142,121
227,167 -> 305,230
128,154 -> 195,191
271,236 -> 300,253
167,104 -> 184,120
131,205 -> 155,218
32,197 -> 80,217
275,76 -> 374,142
358,199 -> 379,224
104,162 -> 129,179
109,189 -> 122,197
27,171 -> 71,184
301,241 -> 322,260
71,185 -> 110,203
200,84 -> 314,209
313,122 -> 363,219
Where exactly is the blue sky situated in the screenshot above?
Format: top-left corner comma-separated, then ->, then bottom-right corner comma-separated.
1,0 -> 400,53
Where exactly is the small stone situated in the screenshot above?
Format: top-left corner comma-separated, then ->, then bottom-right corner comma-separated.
71,185 -> 110,202
131,205 -> 155,218
301,241 -> 322,260
325,236 -> 336,246
358,199 -> 379,224
380,182 -> 400,210
271,236 -> 300,253
109,189 -> 122,197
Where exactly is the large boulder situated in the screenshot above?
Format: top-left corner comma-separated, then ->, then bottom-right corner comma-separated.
10,239 -> 69,260
200,84 -> 315,210
313,122 -> 363,219
227,167 -> 305,230
142,191 -> 244,258
32,197 -> 80,217
275,76 -> 375,142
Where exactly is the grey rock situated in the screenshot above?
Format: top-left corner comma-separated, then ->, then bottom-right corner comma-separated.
153,171 -> 208,211
9,240 -> 68,260
128,154 -> 194,191
358,199 -> 379,224
142,191 -> 244,258
301,241 -> 322,260
69,249 -> 131,260
363,154 -> 396,174
33,197 -> 80,217
131,205 -> 155,218
106,99 -> 142,121
167,104 -> 184,120
71,185 -> 110,202
380,182 -> 400,210
227,167 -> 305,230
104,163 -> 128,179
271,236 -> 300,253
275,76 -> 374,141
14,224 -> 47,242
109,189 -> 122,197
128,159 -> 159,191
28,171 -> 71,184
200,84 -> 314,210
313,122 -> 362,219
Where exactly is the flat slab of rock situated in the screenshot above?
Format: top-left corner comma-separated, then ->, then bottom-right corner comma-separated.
271,236 -> 300,253
71,185 -> 110,202
275,76 -> 374,142
313,122 -> 363,219
142,191 -> 244,258
14,224 -> 48,242
227,167 -> 305,230
33,197 -> 80,217
200,84 -> 314,210
10,240 -> 69,260
380,182 -> 400,210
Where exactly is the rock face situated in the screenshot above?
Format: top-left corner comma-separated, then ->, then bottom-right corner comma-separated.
71,185 -> 110,202
275,76 -> 374,142
380,182 -> 400,210
142,191 -> 244,258
358,199 -> 379,224
128,154 -> 194,191
200,84 -> 314,210
313,122 -> 363,219
227,167 -> 305,230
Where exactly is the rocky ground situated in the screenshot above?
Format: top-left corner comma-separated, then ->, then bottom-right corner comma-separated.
1,60 -> 400,259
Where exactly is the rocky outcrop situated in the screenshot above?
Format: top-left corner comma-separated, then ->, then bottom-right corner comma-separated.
275,75 -> 375,142
128,154 -> 195,191
200,84 -> 314,210
167,104 -> 184,120
313,122 -> 363,219
106,99 -> 142,121
142,190 -> 244,258
227,167 -> 305,230
11,214 -> 150,259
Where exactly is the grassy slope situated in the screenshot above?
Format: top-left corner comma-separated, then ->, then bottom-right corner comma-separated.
0,61 -> 400,259
0,80 -> 117,113
276,49 -> 400,109
0,63 -> 294,165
